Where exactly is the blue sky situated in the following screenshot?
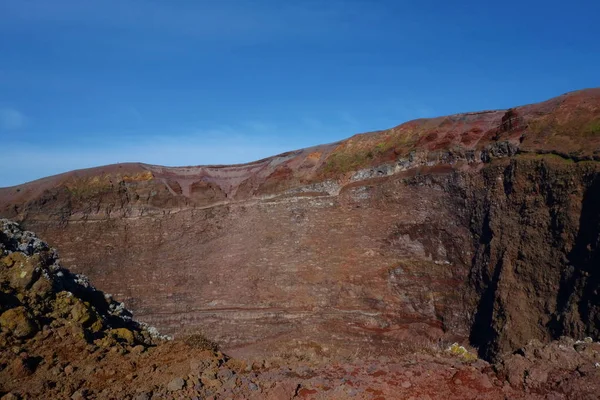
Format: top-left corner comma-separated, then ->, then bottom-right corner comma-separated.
0,0 -> 599,187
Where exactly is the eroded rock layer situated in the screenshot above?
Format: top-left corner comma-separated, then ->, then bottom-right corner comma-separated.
1,88 -> 599,362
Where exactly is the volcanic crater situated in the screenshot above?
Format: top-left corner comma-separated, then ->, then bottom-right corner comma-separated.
1,88 -> 600,399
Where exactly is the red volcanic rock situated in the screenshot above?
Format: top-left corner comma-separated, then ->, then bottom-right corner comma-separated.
2,218 -> 600,399
0,88 -> 599,368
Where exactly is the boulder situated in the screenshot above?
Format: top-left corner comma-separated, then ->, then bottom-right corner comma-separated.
0,307 -> 37,338
167,377 -> 185,391
107,328 -> 135,345
2,253 -> 42,290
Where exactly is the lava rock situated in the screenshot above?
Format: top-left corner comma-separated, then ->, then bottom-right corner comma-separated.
0,307 -> 37,338
167,377 -> 185,391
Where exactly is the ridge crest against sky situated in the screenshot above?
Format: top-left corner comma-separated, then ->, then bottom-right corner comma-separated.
0,0 -> 599,187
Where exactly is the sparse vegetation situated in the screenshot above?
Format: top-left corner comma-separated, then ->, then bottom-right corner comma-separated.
447,342 -> 478,362
585,119 -> 600,136
320,130 -> 419,176
526,112 -> 600,146
322,151 -> 372,175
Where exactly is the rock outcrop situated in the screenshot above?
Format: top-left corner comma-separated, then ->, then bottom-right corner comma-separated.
0,219 -> 165,347
0,219 -> 229,399
0,88 -> 599,365
459,158 -> 600,361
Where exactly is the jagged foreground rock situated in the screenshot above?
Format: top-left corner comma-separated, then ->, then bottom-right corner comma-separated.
0,218 -> 220,398
1,219 -> 600,399
0,89 -> 599,397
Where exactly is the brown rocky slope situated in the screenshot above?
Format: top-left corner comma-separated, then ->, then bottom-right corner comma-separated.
2,219 -> 600,400
0,88 -> 599,367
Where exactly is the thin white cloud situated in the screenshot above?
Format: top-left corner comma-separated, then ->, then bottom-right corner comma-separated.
0,107 -> 27,130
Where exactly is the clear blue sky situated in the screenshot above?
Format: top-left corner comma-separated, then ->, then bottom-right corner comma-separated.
1,0 -> 599,187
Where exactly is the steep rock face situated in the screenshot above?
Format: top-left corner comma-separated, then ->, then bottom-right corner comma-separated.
8,174 -> 474,359
387,155 -> 600,361
1,89 -> 599,361
458,157 -> 600,360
